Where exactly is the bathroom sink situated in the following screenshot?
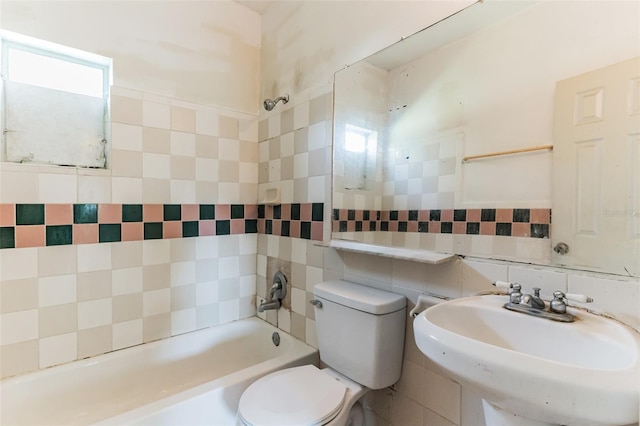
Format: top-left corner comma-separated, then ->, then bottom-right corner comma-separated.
413,295 -> 640,425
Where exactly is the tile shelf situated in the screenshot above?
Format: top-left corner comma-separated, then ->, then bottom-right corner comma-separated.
323,239 -> 457,264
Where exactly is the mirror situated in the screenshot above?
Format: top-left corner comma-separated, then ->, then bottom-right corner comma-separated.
332,0 -> 640,275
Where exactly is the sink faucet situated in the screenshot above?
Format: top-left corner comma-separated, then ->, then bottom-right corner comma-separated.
503,285 -> 592,323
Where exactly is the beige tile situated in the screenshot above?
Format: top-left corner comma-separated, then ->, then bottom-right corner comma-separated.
143,313 -> 171,342
111,149 -> 143,178
391,391 -> 424,426
39,303 -> 77,338
196,303 -> 219,329
170,284 -> 196,311
112,241 -> 143,269
77,325 -> 112,359
171,106 -> 196,132
112,267 -> 143,296
78,298 -> 112,330
1,278 -> 38,313
143,288 -> 170,316
113,293 -> 143,323
171,156 -> 196,180
78,174 -> 112,204
218,160 -> 239,182
1,310 -> 38,345
309,93 -> 332,124
219,116 -> 239,139
424,369 -> 461,424
424,408 -> 457,426
170,131 -> 196,157
239,140 -> 258,162
290,312 -> 306,341
143,101 -> 170,129
142,239 -> 170,265
170,238 -> 196,262
111,96 -> 143,125
143,127 -> 171,154
143,264 -> 171,291
39,274 -> 77,307
170,261 -> 196,287
142,178 -> 171,203
111,122 -> 143,152
78,243 -> 112,273
0,171 -> 39,203
195,135 -> 219,158
396,360 -> 425,404
77,270 -> 112,301
1,340 -> 38,378
1,248 -> 38,281
171,308 -> 197,335
112,177 -> 142,204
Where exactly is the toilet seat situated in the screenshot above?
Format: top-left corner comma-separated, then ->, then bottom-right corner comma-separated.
238,365 -> 347,426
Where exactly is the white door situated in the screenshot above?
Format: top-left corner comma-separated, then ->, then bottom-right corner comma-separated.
553,57 -> 640,277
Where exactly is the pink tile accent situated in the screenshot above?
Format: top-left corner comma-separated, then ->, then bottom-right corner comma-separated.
512,223 -> 530,237
122,222 -> 143,241
398,210 -> 408,221
182,204 -> 199,221
441,209 -> 454,222
15,225 -> 45,248
480,222 -> 497,236
346,221 -> 355,232
215,204 -> 230,220
200,220 -> 215,236
163,222 -> 182,239
418,210 -> 430,221
530,209 -> 551,224
0,204 -> 16,226
311,222 -> 323,241
98,204 -> 122,223
496,209 -> 512,222
45,204 -> 73,225
467,209 -> 481,222
231,219 -> 245,235
453,222 -> 466,234
245,204 -> 258,219
408,221 -> 419,232
339,209 -> 348,220
429,221 -> 441,233
290,221 -> 300,238
388,222 -> 398,232
332,221 -> 339,232
264,205 -> 274,220
380,211 -> 390,221
257,220 -> 266,234
73,224 -> 98,244
300,204 -> 312,221
355,210 -> 363,221
271,220 -> 281,236
143,204 -> 163,222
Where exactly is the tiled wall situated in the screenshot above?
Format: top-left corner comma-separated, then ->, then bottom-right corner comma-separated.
0,87 -> 263,378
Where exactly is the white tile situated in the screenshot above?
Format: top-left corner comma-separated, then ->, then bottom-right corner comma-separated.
239,234 -> 257,256
568,274 -> 640,329
291,238 -> 307,265
112,267 -> 143,296
38,174 -> 77,203
196,281 -> 219,306
143,101 -> 170,129
508,265 -> 567,298
196,236 -> 219,260
305,318 -> 317,348
39,332 -> 77,368
218,299 -> 240,324
171,308 -> 196,335
0,248 -> 38,281
111,123 -> 142,152
293,153 -> 309,178
1,310 -> 38,345
38,274 -> 77,307
195,158 -> 219,182
305,266 -> 324,293
77,243 -> 112,273
423,369 -> 461,424
291,287 -> 306,315
307,176 -> 326,203
239,162 -> 258,184
170,180 -> 196,204
170,261 -> 196,287
218,256 -> 240,280
112,319 -> 143,350
78,298 -> 112,330
78,174 -> 112,203
170,131 -> 196,157
195,109 -> 219,136
112,177 -> 142,203
239,275 -> 256,298
218,138 -> 240,161
280,132 -> 295,157
143,239 -> 171,265
462,259 -> 509,296
142,153 -> 171,179
143,288 -> 170,316
293,101 -> 309,130
0,171 -> 38,203
268,114 -> 281,139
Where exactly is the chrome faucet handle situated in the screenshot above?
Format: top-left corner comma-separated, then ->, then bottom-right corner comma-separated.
533,287 -> 541,297
550,291 -> 567,314
509,283 -> 522,304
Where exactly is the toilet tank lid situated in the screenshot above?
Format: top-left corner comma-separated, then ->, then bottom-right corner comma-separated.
314,280 -> 406,315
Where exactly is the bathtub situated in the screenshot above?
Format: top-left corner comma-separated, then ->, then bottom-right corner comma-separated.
0,318 -> 319,426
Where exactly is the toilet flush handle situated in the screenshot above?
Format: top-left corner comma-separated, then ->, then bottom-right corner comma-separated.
309,299 -> 323,308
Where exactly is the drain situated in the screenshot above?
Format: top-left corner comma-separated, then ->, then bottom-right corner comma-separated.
272,331 -> 280,347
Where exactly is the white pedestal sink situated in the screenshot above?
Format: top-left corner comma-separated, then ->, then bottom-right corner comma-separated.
413,295 -> 640,426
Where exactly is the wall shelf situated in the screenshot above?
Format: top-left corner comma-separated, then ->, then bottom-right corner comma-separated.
325,239 -> 457,264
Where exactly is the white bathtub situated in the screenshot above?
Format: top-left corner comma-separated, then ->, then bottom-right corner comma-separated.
0,318 -> 319,426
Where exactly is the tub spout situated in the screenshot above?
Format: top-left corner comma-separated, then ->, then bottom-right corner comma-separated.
257,299 -> 281,312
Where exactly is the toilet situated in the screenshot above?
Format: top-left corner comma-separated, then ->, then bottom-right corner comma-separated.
237,279 -> 406,426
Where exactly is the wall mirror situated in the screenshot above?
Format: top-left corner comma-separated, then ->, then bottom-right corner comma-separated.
332,0 -> 640,276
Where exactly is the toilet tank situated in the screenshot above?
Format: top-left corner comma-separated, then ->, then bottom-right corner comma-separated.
313,280 -> 406,390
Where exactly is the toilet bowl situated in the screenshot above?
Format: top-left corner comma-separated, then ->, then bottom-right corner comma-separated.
237,280 -> 406,426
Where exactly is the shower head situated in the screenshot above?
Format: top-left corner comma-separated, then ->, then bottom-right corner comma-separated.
263,95 -> 289,111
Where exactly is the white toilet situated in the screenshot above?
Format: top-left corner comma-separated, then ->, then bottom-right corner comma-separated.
237,279 -> 406,426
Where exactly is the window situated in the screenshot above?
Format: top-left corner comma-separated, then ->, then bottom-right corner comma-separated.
344,124 -> 378,190
1,31 -> 112,168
